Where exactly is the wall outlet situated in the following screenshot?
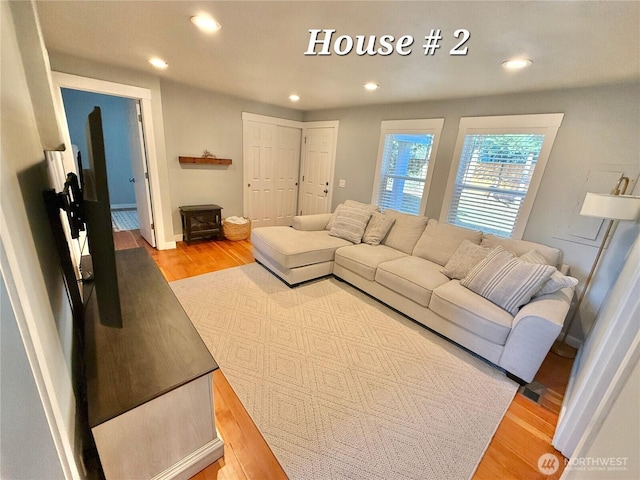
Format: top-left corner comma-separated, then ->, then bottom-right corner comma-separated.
339,179 -> 346,187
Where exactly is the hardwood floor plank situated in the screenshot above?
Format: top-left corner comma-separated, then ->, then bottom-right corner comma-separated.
115,231 -> 573,480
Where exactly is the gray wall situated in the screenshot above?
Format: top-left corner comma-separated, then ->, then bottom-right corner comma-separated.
159,79 -> 303,235
1,1 -> 79,475
304,82 -> 640,340
0,276 -> 65,480
61,88 -> 137,206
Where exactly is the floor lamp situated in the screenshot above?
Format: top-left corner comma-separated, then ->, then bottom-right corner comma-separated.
552,175 -> 640,359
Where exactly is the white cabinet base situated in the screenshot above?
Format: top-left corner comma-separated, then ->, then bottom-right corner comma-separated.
92,374 -> 223,479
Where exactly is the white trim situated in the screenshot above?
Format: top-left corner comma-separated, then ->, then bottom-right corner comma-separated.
151,437 -> 224,480
241,111 -> 303,129
51,72 -> 175,250
439,113 -> 564,239
371,118 -> 445,215
0,209 -> 81,480
553,233 -> 640,459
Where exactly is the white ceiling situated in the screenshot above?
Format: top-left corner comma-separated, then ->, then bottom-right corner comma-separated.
36,1 -> 640,111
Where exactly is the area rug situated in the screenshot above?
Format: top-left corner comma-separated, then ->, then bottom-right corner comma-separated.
171,264 -> 517,480
111,208 -> 139,231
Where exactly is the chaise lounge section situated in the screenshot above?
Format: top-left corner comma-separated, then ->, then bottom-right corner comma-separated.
251,202 -> 576,382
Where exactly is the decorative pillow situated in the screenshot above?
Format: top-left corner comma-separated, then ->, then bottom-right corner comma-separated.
442,240 -> 491,279
362,211 -> 396,245
328,206 -> 373,243
327,200 -> 378,231
481,233 -> 562,267
461,246 -> 555,316
325,203 -> 345,231
344,199 -> 380,213
520,249 -> 579,296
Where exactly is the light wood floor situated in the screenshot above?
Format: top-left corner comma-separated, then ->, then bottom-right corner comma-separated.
114,230 -> 573,480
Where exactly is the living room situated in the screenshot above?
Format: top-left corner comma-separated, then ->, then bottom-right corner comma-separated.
1,1 -> 638,479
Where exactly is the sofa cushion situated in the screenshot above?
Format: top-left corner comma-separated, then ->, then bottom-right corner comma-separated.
461,246 -> 555,316
430,280 -> 514,345
442,240 -> 491,280
251,227 -> 352,269
362,211 -> 396,245
375,256 -> 450,307
413,219 -> 483,266
334,244 -> 407,281
381,210 -> 428,254
329,205 -> 372,243
520,249 -> 579,297
481,234 -> 562,267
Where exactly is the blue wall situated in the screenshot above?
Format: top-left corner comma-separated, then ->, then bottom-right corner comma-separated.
61,89 -> 137,207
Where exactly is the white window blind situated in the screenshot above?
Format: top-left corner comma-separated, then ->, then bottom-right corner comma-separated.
376,133 -> 433,215
372,119 -> 444,215
440,114 -> 564,239
446,134 -> 544,237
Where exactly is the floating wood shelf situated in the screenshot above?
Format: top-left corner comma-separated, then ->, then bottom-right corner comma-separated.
179,156 -> 232,165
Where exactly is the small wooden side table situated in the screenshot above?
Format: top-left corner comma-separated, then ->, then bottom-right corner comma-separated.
179,204 -> 223,245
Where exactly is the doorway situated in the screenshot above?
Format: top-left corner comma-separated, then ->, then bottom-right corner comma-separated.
51,73 -> 161,249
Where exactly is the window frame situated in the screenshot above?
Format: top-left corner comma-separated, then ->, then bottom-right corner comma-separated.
439,113 -> 564,239
371,118 -> 444,215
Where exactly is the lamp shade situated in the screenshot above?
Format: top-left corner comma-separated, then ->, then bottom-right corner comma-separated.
580,193 -> 640,221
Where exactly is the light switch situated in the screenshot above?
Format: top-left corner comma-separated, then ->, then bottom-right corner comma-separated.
339,179 -> 346,187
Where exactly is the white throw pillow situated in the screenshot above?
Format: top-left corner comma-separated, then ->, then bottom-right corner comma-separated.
461,246 -> 555,316
442,240 -> 491,280
362,211 -> 396,245
328,205 -> 372,243
520,249 -> 579,296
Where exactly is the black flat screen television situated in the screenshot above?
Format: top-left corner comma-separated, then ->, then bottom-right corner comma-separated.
82,106 -> 123,328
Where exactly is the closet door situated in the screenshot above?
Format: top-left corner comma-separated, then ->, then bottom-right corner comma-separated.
243,119 -> 301,228
274,126 -> 301,225
244,120 -> 276,229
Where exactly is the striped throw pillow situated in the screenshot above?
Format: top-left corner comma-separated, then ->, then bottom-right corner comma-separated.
328,205 -> 372,243
461,246 -> 555,316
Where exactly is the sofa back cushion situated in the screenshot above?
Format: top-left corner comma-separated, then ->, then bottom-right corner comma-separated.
381,210 -> 428,254
481,234 -> 562,267
413,219 -> 483,266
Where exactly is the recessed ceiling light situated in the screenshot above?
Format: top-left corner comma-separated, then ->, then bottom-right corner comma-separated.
364,82 -> 380,91
502,58 -> 533,70
288,94 -> 300,102
149,58 -> 169,69
190,14 -> 221,33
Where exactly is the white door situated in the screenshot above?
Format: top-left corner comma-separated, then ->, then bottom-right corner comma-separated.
126,101 -> 156,247
244,120 -> 277,228
274,126 -> 301,225
298,127 -> 335,215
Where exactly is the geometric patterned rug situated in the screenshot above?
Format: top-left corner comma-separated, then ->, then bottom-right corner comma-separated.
171,264 -> 517,480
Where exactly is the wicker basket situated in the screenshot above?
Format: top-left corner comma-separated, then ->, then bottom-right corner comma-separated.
222,217 -> 251,241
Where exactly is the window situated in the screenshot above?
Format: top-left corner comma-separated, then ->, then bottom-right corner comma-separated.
372,119 -> 444,215
441,114 -> 563,239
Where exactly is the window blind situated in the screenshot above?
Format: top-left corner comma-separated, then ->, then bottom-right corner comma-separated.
376,133 -> 433,215
446,133 -> 545,237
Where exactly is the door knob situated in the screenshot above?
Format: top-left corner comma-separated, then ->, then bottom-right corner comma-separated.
323,189 -> 329,194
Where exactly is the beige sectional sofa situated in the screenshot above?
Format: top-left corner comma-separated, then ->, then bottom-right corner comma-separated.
251,203 -> 575,383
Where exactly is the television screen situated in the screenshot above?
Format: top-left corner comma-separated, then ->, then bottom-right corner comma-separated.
83,106 -> 123,328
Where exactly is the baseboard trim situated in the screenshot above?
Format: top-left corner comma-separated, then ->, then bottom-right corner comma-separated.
151,437 -> 224,480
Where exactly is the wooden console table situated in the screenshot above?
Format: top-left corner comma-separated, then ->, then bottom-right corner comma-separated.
179,204 -> 223,244
84,248 -> 223,479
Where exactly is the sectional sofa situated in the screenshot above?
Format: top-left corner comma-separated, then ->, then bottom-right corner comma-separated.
251,201 -> 576,383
